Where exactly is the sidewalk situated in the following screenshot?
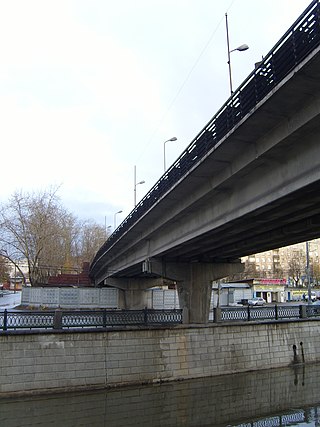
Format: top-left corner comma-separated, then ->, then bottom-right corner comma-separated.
0,291 -> 22,310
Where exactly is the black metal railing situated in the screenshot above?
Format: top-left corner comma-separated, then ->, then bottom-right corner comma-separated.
90,0 -> 320,275
216,304 -> 319,322
306,304 -> 320,317
0,310 -> 55,330
2,304 -> 320,330
0,308 -> 183,332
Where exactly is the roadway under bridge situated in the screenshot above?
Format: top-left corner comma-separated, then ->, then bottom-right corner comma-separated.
90,1 -> 320,323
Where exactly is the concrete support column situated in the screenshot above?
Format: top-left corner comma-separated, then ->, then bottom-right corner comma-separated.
103,260 -> 243,322
176,264 -> 212,324
163,260 -> 244,324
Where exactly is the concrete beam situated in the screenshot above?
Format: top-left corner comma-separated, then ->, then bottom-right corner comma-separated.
105,277 -> 166,291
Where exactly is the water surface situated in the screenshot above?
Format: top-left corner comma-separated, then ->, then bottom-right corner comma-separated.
1,363 -> 319,426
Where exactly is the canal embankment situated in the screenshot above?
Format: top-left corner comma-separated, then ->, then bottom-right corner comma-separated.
1,317 -> 319,396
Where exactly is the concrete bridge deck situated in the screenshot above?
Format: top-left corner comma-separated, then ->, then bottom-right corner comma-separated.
90,1 -> 320,323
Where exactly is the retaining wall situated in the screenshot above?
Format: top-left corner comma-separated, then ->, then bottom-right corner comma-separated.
1,319 -> 320,396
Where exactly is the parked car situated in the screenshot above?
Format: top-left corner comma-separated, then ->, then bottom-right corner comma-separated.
305,292 -> 317,302
248,297 -> 266,306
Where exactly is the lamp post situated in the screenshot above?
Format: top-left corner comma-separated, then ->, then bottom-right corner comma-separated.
113,210 -> 122,230
225,13 -> 249,95
104,218 -> 112,238
134,165 -> 145,206
164,137 -> 177,172
306,241 -> 312,303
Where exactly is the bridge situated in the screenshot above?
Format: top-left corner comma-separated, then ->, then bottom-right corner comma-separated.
90,0 -> 320,323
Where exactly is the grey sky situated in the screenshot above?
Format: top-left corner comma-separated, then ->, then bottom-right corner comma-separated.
0,0 -> 311,228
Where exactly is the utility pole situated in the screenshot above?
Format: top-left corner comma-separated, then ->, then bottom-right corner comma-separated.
306,241 -> 312,303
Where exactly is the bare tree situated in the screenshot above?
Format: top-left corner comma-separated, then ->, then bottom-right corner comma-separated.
74,220 -> 106,266
0,256 -> 10,283
242,259 -> 257,279
287,250 -> 306,286
311,262 -> 320,285
0,187 -> 71,286
0,187 -> 108,286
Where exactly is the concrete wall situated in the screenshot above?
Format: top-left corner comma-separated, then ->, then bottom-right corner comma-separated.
1,319 -> 320,396
21,287 -> 180,310
21,287 -> 120,309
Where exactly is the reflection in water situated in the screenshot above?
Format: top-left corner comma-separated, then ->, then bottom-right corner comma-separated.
231,406 -> 320,426
1,363 -> 320,427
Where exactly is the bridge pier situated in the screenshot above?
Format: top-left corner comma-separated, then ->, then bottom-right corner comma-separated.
104,261 -> 243,322
146,259 -> 244,324
166,261 -> 244,323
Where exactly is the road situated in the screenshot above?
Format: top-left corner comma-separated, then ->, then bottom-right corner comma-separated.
0,291 -> 22,311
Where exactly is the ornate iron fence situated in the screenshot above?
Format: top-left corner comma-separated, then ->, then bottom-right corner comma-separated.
0,308 -> 183,331
0,311 -> 55,330
306,304 -> 320,317
217,304 -> 316,322
1,305 -> 320,331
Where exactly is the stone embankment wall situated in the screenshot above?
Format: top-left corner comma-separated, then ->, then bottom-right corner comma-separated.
1,319 -> 319,396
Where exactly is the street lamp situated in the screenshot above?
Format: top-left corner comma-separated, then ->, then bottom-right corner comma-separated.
306,241 -> 312,303
134,165 -> 145,206
104,219 -> 112,238
164,137 -> 177,172
113,210 -> 122,230
225,13 -> 249,95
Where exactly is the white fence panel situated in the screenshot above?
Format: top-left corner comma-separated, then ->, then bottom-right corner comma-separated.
151,289 -> 180,309
60,288 -> 80,307
21,287 -> 120,309
22,287 -> 183,310
99,288 -> 119,308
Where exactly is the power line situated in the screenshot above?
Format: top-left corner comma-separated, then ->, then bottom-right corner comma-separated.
134,0 -> 237,166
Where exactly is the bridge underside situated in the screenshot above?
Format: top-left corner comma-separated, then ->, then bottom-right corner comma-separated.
160,181 -> 320,264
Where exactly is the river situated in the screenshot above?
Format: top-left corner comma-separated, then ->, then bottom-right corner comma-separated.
1,362 -> 319,426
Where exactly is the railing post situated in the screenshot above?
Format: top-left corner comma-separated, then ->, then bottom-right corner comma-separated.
103,309 -> 107,328
3,309 -> 7,331
144,307 -> 148,325
247,305 -> 251,321
214,307 -> 222,323
53,309 -> 63,330
275,304 -> 278,320
299,305 -> 307,319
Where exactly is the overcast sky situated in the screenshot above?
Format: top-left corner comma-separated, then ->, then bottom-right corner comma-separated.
0,0 -> 312,229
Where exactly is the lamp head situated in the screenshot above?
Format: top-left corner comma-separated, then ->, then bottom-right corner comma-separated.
165,137 -> 177,143
235,44 -> 249,52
